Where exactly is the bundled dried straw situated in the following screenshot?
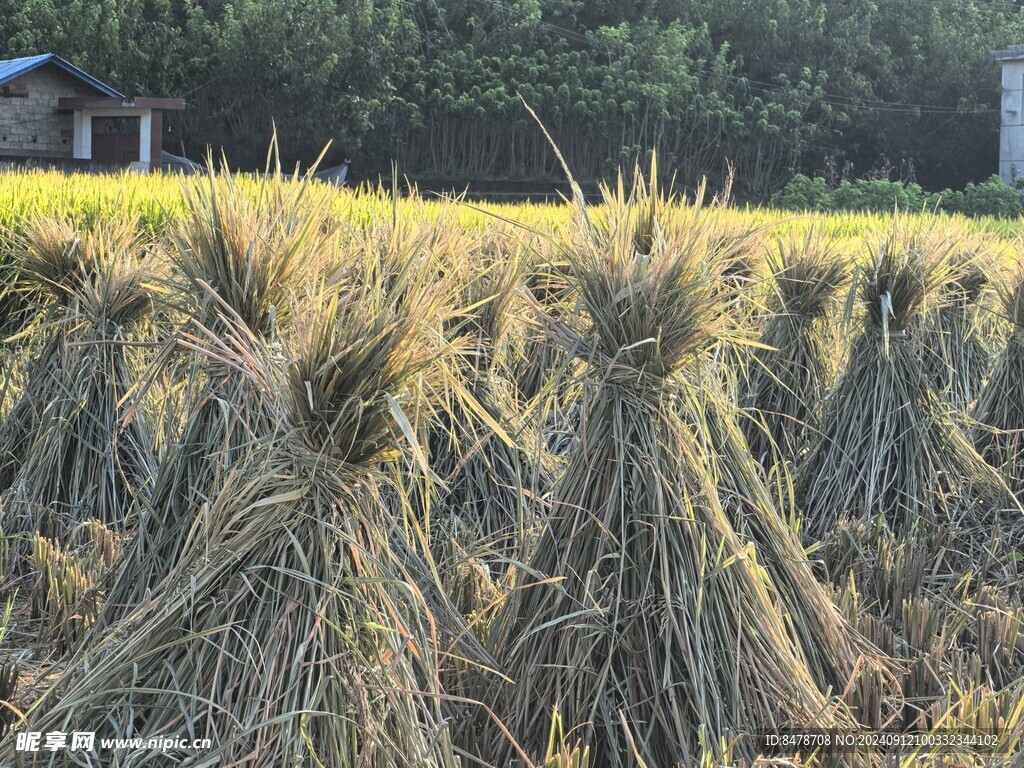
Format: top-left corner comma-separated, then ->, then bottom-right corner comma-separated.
741,230 -> 849,466
18,259 -> 472,767
798,224 -> 1017,549
0,216 -> 156,548
679,228 -> 886,713
512,255 -> 581,459
973,267 -> 1024,495
510,243 -> 576,410
423,245 -> 550,569
0,216 -> 123,489
921,236 -> 991,411
98,166 -> 330,624
486,176 -> 845,767
688,377 -> 891,708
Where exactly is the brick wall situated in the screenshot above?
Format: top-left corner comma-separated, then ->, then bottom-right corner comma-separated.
0,65 -> 100,158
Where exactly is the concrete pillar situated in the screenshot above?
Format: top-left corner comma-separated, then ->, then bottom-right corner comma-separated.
81,111 -> 93,160
138,109 -> 152,170
72,110 -> 89,159
1001,61 -> 1024,185
992,46 -> 1024,185
150,110 -> 163,168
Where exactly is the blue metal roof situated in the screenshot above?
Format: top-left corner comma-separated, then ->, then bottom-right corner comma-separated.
0,54 -> 123,97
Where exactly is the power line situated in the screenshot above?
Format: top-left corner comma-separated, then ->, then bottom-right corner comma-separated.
898,0 -> 1024,15
731,75 -> 997,114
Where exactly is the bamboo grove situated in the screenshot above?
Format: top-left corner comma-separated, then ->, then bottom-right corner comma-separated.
1,164 -> 1024,767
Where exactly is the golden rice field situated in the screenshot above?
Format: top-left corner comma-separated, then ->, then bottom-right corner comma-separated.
0,165 -> 1023,767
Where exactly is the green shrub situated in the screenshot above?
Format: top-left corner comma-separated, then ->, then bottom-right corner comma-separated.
772,173 -> 1022,218
769,174 -> 829,210
827,178 -> 925,212
962,176 -> 1024,217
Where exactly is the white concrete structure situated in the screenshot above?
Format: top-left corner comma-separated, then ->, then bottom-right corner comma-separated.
71,106 -> 153,168
993,45 -> 1024,186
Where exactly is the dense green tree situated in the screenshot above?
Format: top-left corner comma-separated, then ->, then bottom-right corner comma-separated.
1,0 -> 1023,192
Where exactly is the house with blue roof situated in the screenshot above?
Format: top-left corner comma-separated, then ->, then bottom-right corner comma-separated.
0,54 -> 184,170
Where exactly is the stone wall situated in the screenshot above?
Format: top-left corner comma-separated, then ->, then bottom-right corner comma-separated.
0,65 -> 99,158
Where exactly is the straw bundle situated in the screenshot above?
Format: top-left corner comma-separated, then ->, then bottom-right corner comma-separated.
706,206 -> 767,401
98,168 -> 329,623
487,182 -> 843,767
0,216 -> 116,489
21,263 -> 469,767
687,378 -> 888,704
973,268 -> 1024,494
921,240 -> 990,410
741,231 -> 849,466
424,248 -> 550,568
681,227 -> 891,715
1,218 -> 156,546
652,215 -> 878,705
798,227 -> 1015,546
510,249 -> 574,410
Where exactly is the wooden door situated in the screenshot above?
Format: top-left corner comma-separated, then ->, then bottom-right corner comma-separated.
91,116 -> 140,163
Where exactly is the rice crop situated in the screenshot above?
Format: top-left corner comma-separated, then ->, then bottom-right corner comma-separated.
0,165 -> 1020,767
797,222 -> 1017,554
740,229 -> 849,466
484,179 -> 848,767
